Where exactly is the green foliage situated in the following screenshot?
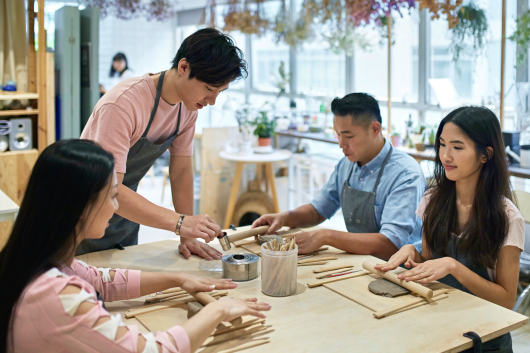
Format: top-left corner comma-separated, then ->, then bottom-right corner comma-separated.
253,111 -> 276,138
450,3 -> 488,62
509,10 -> 530,67
428,129 -> 435,145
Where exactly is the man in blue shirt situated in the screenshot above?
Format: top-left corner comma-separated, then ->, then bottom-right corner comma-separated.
252,93 -> 425,260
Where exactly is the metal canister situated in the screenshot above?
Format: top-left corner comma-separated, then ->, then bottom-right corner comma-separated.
222,253 -> 259,281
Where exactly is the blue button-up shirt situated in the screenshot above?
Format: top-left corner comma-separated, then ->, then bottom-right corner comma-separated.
310,141 -> 425,251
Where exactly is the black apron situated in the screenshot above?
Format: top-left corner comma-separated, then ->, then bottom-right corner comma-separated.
77,71 -> 181,255
341,147 -> 392,233
432,236 -> 512,352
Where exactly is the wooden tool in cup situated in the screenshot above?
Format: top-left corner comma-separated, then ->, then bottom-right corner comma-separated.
218,226 -> 270,251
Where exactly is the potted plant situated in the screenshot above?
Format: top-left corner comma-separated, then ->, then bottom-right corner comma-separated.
390,131 -> 401,147
254,111 -> 276,147
425,129 -> 436,148
415,133 -> 426,152
236,105 -> 255,155
449,3 -> 488,62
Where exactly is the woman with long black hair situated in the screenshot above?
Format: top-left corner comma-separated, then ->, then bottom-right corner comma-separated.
100,52 -> 133,94
0,139 -> 270,353
376,106 -> 524,352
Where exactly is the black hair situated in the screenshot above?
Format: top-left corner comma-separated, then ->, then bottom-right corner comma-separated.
171,28 -> 248,87
331,92 -> 382,127
423,106 -> 513,268
0,139 -> 114,353
109,52 -> 129,77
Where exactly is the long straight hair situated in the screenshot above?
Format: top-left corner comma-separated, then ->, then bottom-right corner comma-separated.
0,139 -> 114,353
109,52 -> 129,77
423,106 -> 513,268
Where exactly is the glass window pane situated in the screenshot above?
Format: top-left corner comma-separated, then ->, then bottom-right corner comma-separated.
296,42 -> 345,97
354,9 -> 419,103
252,32 -> 290,92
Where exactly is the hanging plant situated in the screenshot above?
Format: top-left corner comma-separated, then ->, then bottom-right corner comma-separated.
273,0 -> 313,48
221,0 -> 269,36
344,0 -> 415,28
80,0 -> 174,21
323,23 -> 371,56
509,10 -> 530,67
449,3 -> 488,62
417,0 -> 462,29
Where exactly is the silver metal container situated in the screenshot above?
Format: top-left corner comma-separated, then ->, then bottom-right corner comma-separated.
222,253 -> 259,282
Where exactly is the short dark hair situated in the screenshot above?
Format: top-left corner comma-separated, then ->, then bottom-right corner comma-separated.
171,28 -> 248,87
331,93 -> 382,127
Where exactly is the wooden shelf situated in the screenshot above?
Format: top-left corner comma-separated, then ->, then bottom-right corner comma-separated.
0,109 -> 39,117
0,149 -> 38,156
0,92 -> 39,100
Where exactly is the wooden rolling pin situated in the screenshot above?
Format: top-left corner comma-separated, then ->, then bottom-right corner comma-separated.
218,226 -> 270,250
362,262 -> 433,299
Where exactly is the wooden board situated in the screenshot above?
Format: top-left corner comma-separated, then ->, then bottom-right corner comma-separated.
46,52 -> 55,146
0,149 -> 38,205
0,221 -> 13,251
324,273 -> 449,312
88,232 -> 528,353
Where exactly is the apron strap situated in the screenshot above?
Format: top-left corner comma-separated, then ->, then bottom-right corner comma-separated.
372,145 -> 393,193
463,332 -> 483,353
142,70 -> 166,138
175,103 -> 182,135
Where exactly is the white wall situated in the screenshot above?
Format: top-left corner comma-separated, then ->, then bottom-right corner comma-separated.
99,15 -> 177,90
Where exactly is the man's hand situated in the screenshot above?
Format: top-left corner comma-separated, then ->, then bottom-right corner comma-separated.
180,214 -> 223,242
252,212 -> 288,234
291,229 -> 327,254
179,238 -> 222,260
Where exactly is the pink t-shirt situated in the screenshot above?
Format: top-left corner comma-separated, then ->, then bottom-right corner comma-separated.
11,258 -> 190,353
81,73 -> 198,173
416,192 -> 525,281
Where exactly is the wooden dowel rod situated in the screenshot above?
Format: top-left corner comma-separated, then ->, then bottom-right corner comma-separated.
297,256 -> 338,264
145,292 -> 188,303
126,291 -> 228,318
316,268 -> 355,279
373,289 -> 449,319
298,261 -> 329,267
307,270 -> 369,288
313,265 -> 354,273
213,318 -> 266,336
362,262 -> 433,299
191,291 -> 217,305
160,287 -> 184,295
203,324 -> 272,347
228,226 -> 270,243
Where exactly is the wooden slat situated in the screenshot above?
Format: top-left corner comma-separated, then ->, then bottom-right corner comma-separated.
0,149 -> 39,205
0,110 -> 39,117
0,92 -> 40,100
46,52 -> 56,145
28,0 -> 37,93
37,0 -> 47,151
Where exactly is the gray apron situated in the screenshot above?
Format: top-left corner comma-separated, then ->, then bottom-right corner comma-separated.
77,71 -> 181,255
341,147 -> 392,233
432,237 -> 512,352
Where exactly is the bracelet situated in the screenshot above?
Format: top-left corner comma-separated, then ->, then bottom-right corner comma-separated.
175,214 -> 186,236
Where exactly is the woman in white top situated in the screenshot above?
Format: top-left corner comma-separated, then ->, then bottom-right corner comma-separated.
100,53 -> 134,94
376,106 -> 524,352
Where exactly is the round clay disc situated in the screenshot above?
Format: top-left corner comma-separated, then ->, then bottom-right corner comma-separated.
368,278 -> 411,298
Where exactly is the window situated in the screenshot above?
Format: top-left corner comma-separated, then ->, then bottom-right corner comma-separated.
252,32 -> 290,93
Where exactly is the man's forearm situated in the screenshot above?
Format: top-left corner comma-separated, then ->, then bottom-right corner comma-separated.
322,230 -> 398,260
116,183 -> 179,232
285,204 -> 326,229
170,170 -> 194,215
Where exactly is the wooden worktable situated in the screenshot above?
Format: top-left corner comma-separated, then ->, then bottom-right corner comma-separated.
276,130 -> 530,179
77,234 -> 528,353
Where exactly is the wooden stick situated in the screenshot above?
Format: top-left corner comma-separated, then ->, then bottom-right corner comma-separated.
203,324 -> 271,347
213,318 -> 266,336
313,265 -> 354,273
316,268 -> 355,279
298,256 -> 338,264
217,338 -> 270,353
362,262 -> 433,299
125,291 -> 228,318
298,261 -> 329,266
145,292 -> 188,303
159,287 -> 184,295
307,271 -> 369,288
373,290 -> 449,319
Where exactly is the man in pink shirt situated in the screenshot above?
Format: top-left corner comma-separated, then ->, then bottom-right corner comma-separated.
79,28 -> 247,260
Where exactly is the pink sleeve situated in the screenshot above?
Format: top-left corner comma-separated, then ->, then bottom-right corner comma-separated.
156,326 -> 191,353
70,258 -> 141,302
168,111 -> 197,156
20,274 -> 189,353
80,103 -> 135,173
503,201 -> 525,251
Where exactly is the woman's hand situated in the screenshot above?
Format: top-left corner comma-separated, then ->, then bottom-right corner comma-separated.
214,297 -> 271,322
397,257 -> 456,284
177,273 -> 237,293
374,244 -> 419,272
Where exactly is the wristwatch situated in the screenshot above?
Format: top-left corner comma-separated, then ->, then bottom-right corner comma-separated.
175,214 -> 186,236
